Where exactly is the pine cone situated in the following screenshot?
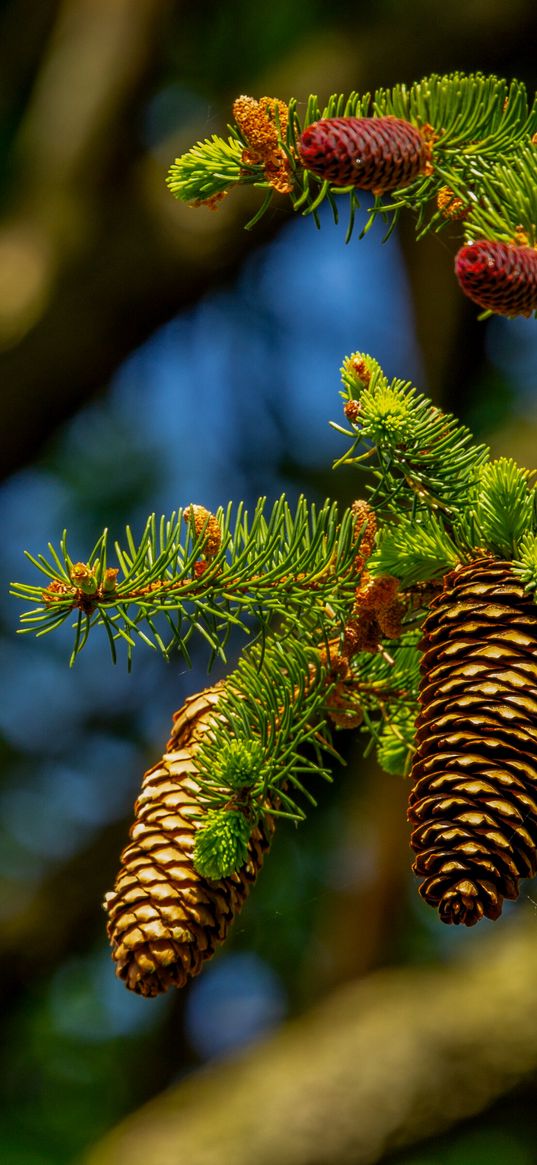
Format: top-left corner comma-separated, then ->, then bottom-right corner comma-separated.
455,241 -> 537,317
104,683 -> 274,995
409,557 -> 537,926
298,116 -> 428,193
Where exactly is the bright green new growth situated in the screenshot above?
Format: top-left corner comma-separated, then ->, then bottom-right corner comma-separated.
334,352 -> 490,512
372,514 -> 461,588
511,532 -> 537,596
215,739 -> 266,790
472,459 -> 535,557
167,134 -> 244,203
194,809 -> 253,880
375,706 -> 417,778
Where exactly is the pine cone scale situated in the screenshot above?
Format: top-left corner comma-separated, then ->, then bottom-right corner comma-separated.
424,636 -> 537,670
418,693 -> 537,725
420,669 -> 536,702
415,728 -> 537,763
411,775 -> 537,826
408,557 -> 537,925
411,755 -> 537,801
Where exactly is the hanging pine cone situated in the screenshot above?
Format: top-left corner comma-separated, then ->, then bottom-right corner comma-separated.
408,557 -> 537,926
455,240 -> 537,317
104,683 -> 274,995
298,116 -> 429,193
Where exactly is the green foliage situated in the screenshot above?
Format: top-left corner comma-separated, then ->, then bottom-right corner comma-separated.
380,74 -> 537,237
471,459 -> 536,557
13,69 -> 537,886
349,634 -> 421,732
213,739 -> 266,790
371,513 -> 461,587
193,809 -> 253,879
463,146 -> 537,247
193,630 -> 338,829
11,496 -> 360,666
375,73 -> 533,149
332,358 -> 537,591
166,134 -> 245,203
512,532 -> 537,598
166,71 -> 537,248
333,351 -> 490,515
375,705 -> 417,777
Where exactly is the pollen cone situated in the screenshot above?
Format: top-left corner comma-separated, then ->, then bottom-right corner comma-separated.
409,557 -> 537,925
104,683 -> 274,995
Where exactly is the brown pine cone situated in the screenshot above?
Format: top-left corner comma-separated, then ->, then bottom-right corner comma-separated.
408,557 -> 537,925
104,683 -> 274,995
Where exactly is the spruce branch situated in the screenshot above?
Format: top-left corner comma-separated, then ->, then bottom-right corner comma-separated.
471,459 -> 536,557
15,63 -> 537,983
166,73 -> 537,316
332,351 -> 490,516
331,355 -> 537,603
462,144 -> 537,248
192,628 -> 338,835
371,513 -> 462,587
191,620 -> 422,876
11,496 -> 362,665
21,332 -> 537,956
511,532 -> 537,599
166,72 -> 537,250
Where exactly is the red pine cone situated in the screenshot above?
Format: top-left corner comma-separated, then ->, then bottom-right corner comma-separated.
455,241 -> 537,317
298,116 -> 428,193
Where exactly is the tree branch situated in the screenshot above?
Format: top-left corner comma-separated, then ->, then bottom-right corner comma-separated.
83,912 -> 537,1165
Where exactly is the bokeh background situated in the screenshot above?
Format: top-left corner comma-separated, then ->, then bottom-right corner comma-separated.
1,2 -> 537,1163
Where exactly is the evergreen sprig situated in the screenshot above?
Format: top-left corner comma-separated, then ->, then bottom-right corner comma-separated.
11,496 -> 361,666
512,532 -> 537,599
371,513 -> 462,587
191,623 -> 424,876
166,72 -> 537,252
332,352 -> 490,516
471,459 -> 536,557
166,134 -> 245,204
331,356 -> 537,603
193,627 -> 338,823
463,145 -> 537,247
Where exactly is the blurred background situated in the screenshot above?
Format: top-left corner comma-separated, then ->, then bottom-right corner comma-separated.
1,2 -> 537,1163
